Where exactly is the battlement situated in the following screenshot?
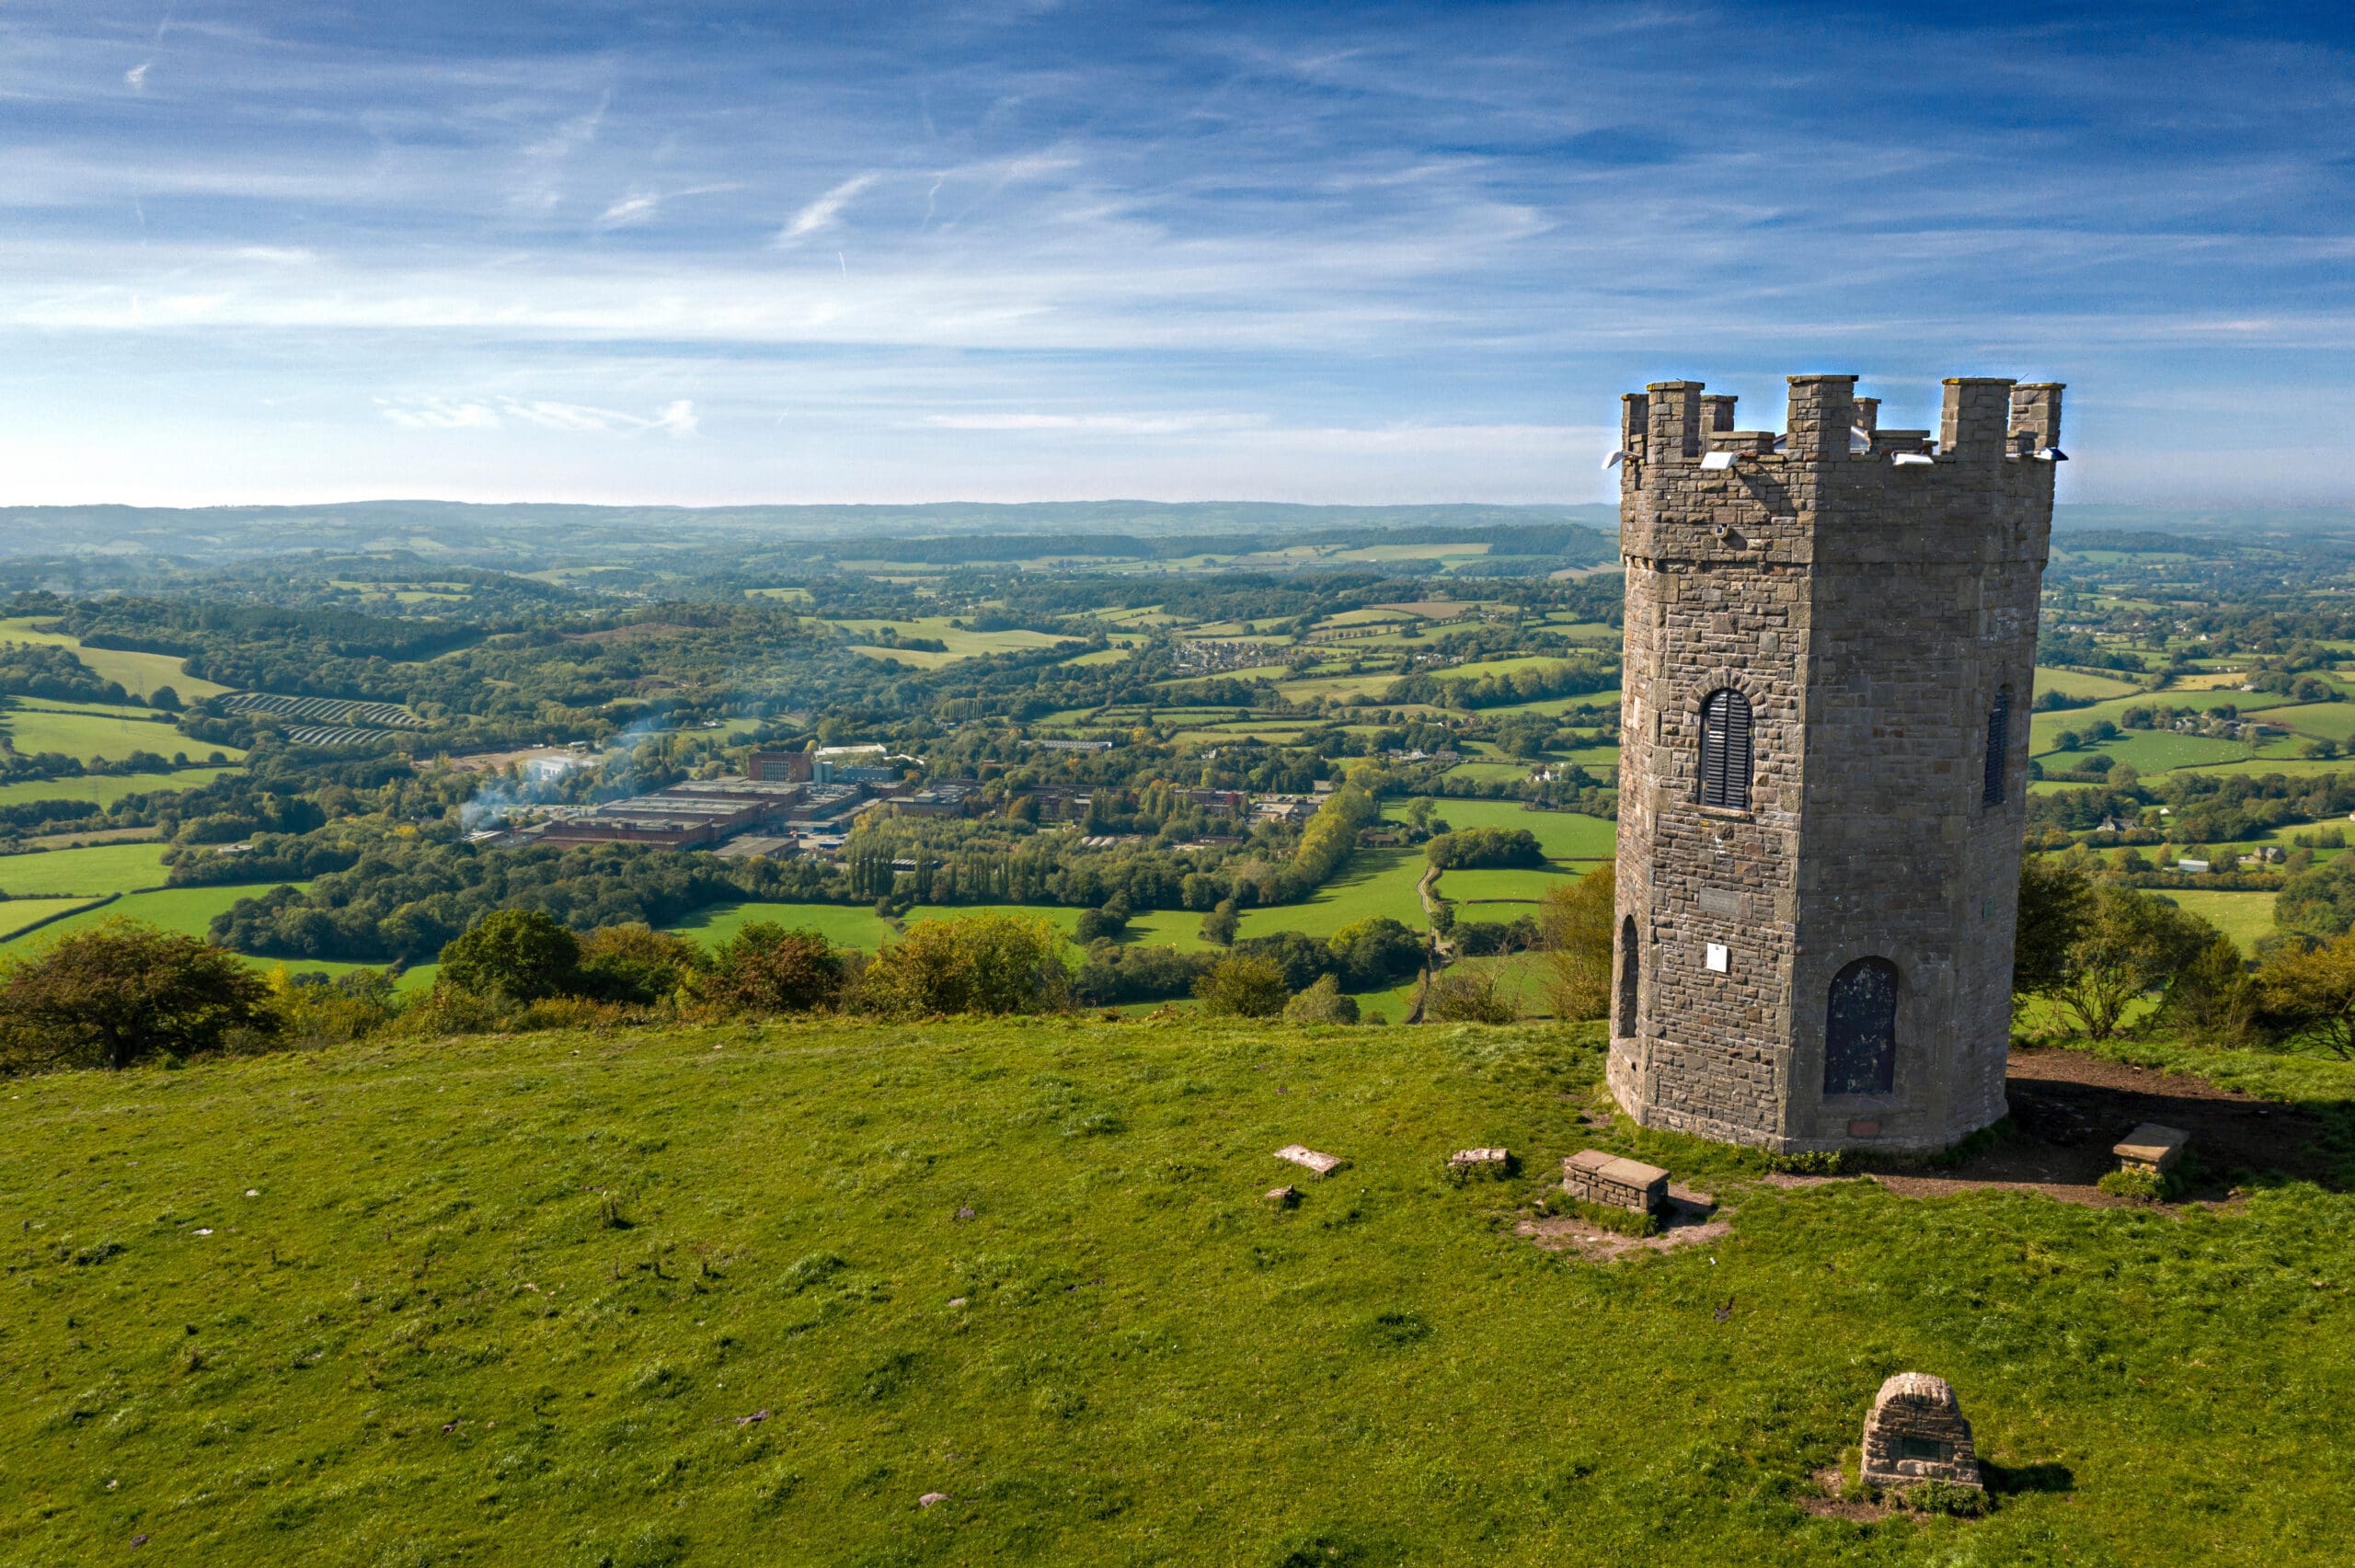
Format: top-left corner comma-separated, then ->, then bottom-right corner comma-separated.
1618,375 -> 2063,470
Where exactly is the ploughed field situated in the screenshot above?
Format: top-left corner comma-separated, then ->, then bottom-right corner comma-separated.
3,1022 -> 2351,1565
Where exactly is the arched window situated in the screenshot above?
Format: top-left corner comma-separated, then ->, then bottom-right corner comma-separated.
1698,688 -> 1752,810
1982,685 -> 2012,806
1616,914 -> 1640,1036
1824,957 -> 1899,1096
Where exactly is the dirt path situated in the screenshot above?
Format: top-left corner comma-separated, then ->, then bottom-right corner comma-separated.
1868,1047 -> 2330,1206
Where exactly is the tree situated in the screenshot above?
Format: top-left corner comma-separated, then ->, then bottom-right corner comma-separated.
1200,899 -> 1240,947
1536,864 -> 1615,1020
1194,954 -> 1290,1017
1423,964 -> 1517,1024
2013,856 -> 2095,998
2257,933 -> 2355,1059
1282,973 -> 1360,1024
0,918 -> 275,1070
2051,884 -> 2211,1040
148,684 -> 182,712
575,923 -> 708,1006
2153,932 -> 2258,1045
699,922 -> 844,1014
438,909 -> 581,1001
857,912 -> 1069,1016
1327,916 -> 1424,990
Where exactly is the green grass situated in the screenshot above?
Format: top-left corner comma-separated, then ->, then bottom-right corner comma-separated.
0,766 -> 242,810
0,705 -> 245,765
1238,846 -> 1430,941
3,884 -> 266,945
0,897 -> 103,941
1119,909 -> 1219,951
0,618 -> 234,701
2154,890 -> 2283,952
2255,702 -> 2355,744
2031,664 -> 2142,702
1442,866 -> 1578,903
2033,730 -> 2249,773
3,1018 -> 2351,1564
661,901 -> 899,953
1397,800 -> 1616,862
0,842 -> 171,898
821,617 -> 1074,668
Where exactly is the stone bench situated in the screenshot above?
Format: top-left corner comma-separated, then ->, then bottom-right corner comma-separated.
1561,1149 -> 1669,1214
2113,1122 -> 2188,1175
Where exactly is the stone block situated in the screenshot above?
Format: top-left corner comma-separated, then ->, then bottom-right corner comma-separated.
2112,1122 -> 2188,1174
1274,1144 -> 1344,1178
1561,1149 -> 1669,1214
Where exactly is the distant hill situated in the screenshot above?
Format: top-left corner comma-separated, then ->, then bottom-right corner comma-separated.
0,499 -> 1622,564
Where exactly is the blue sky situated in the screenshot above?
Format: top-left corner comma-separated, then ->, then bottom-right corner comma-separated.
1,1 -> 2350,507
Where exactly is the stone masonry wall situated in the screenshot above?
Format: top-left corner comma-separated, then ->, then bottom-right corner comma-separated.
1610,375 -> 2057,1152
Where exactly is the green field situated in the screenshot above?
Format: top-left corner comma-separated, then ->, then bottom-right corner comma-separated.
2,884 -> 262,945
1237,846 -> 1429,941
0,617 -> 234,701
1119,908 -> 1219,951
2257,701 -> 2355,744
2,1020 -> 2349,1564
2030,664 -> 2142,702
0,765 -> 242,810
1442,866 -> 1579,903
0,897 -> 103,941
661,900 -> 899,952
0,704 -> 244,765
0,842 -> 172,898
1401,800 -> 1617,862
2050,731 -> 2251,773
2156,889 -> 2284,952
821,617 -> 1074,669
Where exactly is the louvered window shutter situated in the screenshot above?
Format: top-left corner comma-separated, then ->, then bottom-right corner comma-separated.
1982,686 -> 2012,806
1699,690 -> 1752,810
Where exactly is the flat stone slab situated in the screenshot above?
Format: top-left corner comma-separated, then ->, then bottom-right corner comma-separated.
1449,1147 -> 1509,1167
1275,1144 -> 1345,1178
2113,1122 -> 2188,1173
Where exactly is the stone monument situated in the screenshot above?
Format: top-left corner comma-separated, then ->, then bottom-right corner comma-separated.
1858,1372 -> 1982,1489
1609,374 -> 2061,1151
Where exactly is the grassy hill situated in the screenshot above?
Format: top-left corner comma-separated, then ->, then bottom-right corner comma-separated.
3,1021 -> 2351,1565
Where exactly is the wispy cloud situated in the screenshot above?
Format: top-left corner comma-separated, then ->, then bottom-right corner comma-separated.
376,396 -> 699,438
776,174 -> 879,245
1,2 -> 2351,504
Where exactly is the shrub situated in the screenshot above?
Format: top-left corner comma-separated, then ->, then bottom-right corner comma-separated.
1536,864 -> 1614,1019
575,923 -> 708,1006
1901,1480 -> 1988,1517
1283,974 -> 1361,1024
1195,954 -> 1290,1017
1073,906 -> 1130,944
2097,1166 -> 2167,1202
438,909 -> 580,1002
0,918 -> 278,1071
1423,965 -> 1515,1024
1763,1149 -> 1848,1176
699,922 -> 845,1014
856,912 -> 1070,1016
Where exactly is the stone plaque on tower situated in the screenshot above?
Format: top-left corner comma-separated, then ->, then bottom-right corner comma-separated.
1607,373 -> 2061,1152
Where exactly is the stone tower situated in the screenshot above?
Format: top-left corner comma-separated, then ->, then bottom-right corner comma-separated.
1609,374 -> 2061,1152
